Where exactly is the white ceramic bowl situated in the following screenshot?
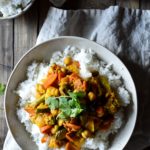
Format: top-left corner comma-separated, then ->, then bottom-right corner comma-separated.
0,0 -> 35,20
4,36 -> 137,150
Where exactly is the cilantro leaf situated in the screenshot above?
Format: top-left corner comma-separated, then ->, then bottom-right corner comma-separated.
68,91 -> 86,100
59,98 -> 84,119
57,112 -> 66,119
69,99 -> 81,108
62,108 -> 71,117
75,91 -> 86,98
57,108 -> 71,119
46,97 -> 59,110
70,108 -> 83,118
59,97 -> 69,109
46,92 -> 86,119
0,83 -> 5,95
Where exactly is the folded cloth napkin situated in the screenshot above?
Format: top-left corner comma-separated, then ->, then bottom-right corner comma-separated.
3,6 -> 150,150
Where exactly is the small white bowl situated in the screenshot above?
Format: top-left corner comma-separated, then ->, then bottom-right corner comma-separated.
0,0 -> 35,20
4,36 -> 137,150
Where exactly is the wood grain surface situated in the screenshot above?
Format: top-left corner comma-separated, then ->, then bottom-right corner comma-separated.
116,0 -> 140,9
0,20 -> 13,148
14,1 -> 38,64
0,0 -> 149,149
140,0 -> 150,9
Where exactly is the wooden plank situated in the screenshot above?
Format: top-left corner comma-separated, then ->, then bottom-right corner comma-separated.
14,1 -> 38,64
116,0 -> 140,9
0,74 -> 10,148
0,20 -> 14,67
0,20 -> 13,148
140,0 -> 150,9
63,0 -> 116,9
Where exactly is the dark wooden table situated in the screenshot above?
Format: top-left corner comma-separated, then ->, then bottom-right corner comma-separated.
0,0 -> 150,149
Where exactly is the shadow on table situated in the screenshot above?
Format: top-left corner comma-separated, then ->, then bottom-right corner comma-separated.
119,56 -> 150,150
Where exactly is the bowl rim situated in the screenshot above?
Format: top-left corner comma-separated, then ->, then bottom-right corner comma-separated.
4,36 -> 138,149
0,0 -> 36,20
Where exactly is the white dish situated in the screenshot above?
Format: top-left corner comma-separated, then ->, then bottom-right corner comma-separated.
4,36 -> 137,150
0,0 -> 35,20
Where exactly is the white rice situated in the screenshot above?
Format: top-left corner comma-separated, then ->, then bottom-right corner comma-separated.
16,46 -> 131,150
0,0 -> 32,17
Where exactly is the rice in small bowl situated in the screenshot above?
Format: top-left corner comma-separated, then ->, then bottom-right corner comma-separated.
0,0 -> 35,19
4,36 -> 137,150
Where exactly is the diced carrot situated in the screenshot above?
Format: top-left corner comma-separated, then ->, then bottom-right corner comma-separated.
58,72 -> 65,82
41,135 -> 49,143
82,81 -> 87,91
73,79 -> 87,92
65,134 -> 74,143
43,73 -> 57,89
64,123 -> 81,131
86,119 -> 95,132
24,107 -> 35,117
65,142 -> 80,150
69,73 -> 79,82
40,125 -> 52,134
73,79 -> 82,89
49,137 -> 59,148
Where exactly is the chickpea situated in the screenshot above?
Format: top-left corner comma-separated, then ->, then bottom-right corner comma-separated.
35,115 -> 45,127
35,92 -> 41,99
30,115 -> 36,124
44,115 -> 51,125
61,67 -> 66,73
48,87 -> 58,96
73,89 -> 78,93
64,56 -> 72,65
49,137 -> 58,148
58,119 -> 64,126
39,85 -> 45,94
51,125 -> 59,134
109,104 -> 117,114
51,109 -> 58,117
45,87 -> 59,99
81,130 -> 90,138
88,92 -> 96,101
54,89 -> 59,96
36,84 -> 45,94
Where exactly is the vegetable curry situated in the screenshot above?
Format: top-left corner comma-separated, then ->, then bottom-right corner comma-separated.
24,56 -> 121,150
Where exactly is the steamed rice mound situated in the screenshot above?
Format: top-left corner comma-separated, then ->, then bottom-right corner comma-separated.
0,0 -> 32,17
16,46 -> 130,150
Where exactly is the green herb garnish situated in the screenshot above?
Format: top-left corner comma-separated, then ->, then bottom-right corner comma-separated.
46,92 -> 85,119
46,97 -> 59,110
0,83 -> 5,95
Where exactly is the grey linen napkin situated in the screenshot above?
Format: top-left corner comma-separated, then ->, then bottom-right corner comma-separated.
4,6 -> 150,150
